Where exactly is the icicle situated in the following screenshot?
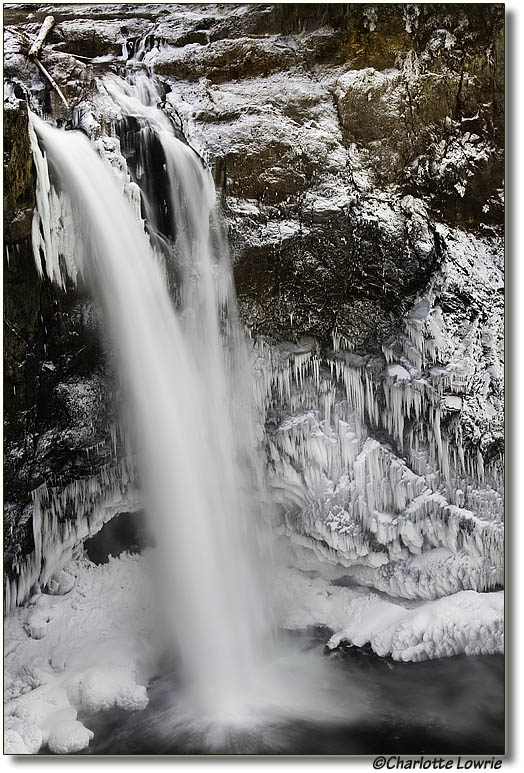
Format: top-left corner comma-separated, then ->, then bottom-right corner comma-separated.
4,460 -> 139,614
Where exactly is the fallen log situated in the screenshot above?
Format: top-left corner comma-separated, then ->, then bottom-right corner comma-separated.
27,15 -> 70,109
28,15 -> 55,59
58,51 -> 93,61
33,58 -> 70,109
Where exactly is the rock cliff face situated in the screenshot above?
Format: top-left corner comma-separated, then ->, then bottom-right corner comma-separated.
3,4 -> 504,607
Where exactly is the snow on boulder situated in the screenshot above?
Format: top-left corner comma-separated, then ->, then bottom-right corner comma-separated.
442,394 -> 463,411
75,667 -> 149,715
45,568 -> 76,596
47,720 -> 94,754
24,611 -> 51,640
274,566 -> 504,662
4,718 -> 43,754
4,729 -> 29,754
116,683 -> 149,712
386,363 -> 411,381
389,590 -> 504,662
7,684 -> 71,732
23,593 -> 64,640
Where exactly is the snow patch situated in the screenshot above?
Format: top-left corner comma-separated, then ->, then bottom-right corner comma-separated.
48,720 -> 94,754
5,553 -> 155,754
273,566 -> 504,662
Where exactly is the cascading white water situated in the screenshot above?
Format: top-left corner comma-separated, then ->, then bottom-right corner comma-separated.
29,94 -> 272,718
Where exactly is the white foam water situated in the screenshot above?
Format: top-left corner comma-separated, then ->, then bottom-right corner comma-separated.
29,100 -> 273,720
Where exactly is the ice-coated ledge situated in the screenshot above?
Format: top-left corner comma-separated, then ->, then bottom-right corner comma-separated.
272,565 -> 504,662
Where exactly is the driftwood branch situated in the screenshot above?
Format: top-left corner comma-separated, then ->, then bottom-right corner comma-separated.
33,58 -> 70,109
60,51 -> 93,61
9,27 -> 32,47
28,15 -> 55,59
27,15 -> 70,110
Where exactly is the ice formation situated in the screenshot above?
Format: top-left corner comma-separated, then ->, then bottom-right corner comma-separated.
273,565 -> 504,661
250,230 -> 503,599
4,456 -> 139,615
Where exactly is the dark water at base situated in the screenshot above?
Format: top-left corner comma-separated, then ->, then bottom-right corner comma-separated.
75,629 -> 504,756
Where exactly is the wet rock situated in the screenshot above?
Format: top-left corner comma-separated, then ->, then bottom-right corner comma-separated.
153,36 -> 298,83
3,97 -> 34,240
49,17 -> 153,59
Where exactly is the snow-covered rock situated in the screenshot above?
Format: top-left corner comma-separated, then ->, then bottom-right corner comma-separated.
4,553 -> 155,754
273,565 -> 504,662
47,720 -> 94,754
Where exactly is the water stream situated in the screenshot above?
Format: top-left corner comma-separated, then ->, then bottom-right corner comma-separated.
30,78 -> 273,724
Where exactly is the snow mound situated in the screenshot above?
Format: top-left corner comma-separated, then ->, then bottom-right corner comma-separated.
73,667 -> 149,714
4,718 -> 42,754
47,721 -> 94,754
4,553 -> 154,754
4,730 -> 29,754
273,566 -> 504,662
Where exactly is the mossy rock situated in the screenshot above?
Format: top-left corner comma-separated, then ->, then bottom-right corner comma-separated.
4,98 -> 35,241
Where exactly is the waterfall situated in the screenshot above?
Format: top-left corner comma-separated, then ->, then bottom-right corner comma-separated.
28,77 -> 272,717
27,76 -> 370,747
24,69 -> 502,753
